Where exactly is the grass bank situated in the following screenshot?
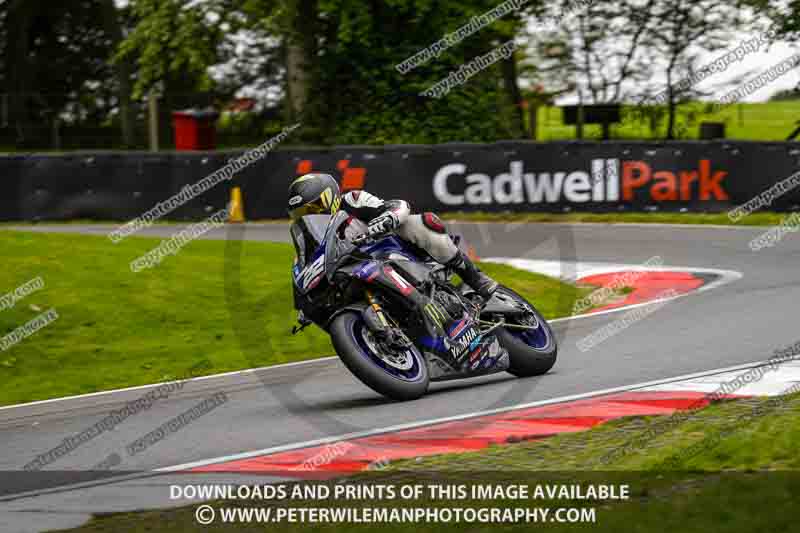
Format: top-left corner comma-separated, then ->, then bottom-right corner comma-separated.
442,211 -> 790,226
58,391 -> 800,532
4,210 -> 792,230
535,100 -> 800,141
0,230 -> 590,406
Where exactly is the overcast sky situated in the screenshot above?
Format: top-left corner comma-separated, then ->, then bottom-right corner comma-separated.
699,37 -> 800,102
549,36 -> 800,105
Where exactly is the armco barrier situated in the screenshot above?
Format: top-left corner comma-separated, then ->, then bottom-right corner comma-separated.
2,141 -> 800,222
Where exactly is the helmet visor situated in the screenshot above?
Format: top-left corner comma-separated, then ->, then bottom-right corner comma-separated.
288,196 -> 327,221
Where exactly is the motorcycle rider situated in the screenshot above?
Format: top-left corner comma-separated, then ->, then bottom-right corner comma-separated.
287,173 -> 498,300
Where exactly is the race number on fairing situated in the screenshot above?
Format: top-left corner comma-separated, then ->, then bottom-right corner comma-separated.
296,254 -> 325,292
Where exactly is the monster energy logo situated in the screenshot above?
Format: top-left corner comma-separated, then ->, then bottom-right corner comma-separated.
424,303 -> 447,329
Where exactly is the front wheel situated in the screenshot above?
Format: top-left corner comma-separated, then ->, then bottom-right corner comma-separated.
330,312 -> 429,401
492,287 -> 558,377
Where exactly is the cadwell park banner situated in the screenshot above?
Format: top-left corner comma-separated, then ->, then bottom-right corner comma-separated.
2,141 -> 800,221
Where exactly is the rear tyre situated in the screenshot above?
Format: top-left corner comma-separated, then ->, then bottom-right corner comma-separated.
330,312 -> 429,401
492,287 -> 558,377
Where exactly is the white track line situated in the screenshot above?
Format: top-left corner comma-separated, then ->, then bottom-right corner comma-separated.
489,258 -> 742,322
3,356 -> 791,504
0,261 -> 741,413
0,358 -> 337,413
483,257 -> 742,284
157,356 -> 798,473
643,359 -> 800,397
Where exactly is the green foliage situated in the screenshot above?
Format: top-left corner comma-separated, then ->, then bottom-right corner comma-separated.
111,0 -> 527,144
2,0 -> 124,147
116,0 -> 223,98
748,0 -> 800,40
311,0 -> 526,144
769,86 -> 800,102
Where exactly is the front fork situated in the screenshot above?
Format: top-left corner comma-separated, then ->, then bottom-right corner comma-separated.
361,262 -> 449,339
363,290 -> 414,350
363,290 -> 390,331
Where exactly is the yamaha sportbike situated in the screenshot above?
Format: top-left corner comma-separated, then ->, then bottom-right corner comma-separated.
290,211 -> 557,401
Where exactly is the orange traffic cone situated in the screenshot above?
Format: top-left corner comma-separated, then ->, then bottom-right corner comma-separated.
228,186 -> 245,223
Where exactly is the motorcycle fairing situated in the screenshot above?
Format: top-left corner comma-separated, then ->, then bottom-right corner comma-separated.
292,212 -> 510,382
424,334 -> 509,381
294,247 -> 326,294
417,314 -> 508,379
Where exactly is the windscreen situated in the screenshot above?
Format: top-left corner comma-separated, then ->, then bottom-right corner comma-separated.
323,210 -> 356,278
291,214 -> 331,267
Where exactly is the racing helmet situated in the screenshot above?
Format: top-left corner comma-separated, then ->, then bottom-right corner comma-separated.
287,173 -> 341,220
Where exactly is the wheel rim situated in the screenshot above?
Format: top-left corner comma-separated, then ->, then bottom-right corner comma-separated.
349,319 -> 425,382
497,288 -> 552,351
509,314 -> 551,351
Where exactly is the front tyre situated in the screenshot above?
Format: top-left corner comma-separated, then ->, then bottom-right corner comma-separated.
330,312 -> 429,401
493,287 -> 558,377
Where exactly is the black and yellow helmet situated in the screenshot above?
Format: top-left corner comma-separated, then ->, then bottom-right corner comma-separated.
287,173 -> 341,221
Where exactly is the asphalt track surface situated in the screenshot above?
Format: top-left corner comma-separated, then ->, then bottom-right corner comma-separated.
1,221 -> 797,531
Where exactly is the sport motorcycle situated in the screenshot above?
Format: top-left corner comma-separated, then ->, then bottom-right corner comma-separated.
290,211 -> 557,400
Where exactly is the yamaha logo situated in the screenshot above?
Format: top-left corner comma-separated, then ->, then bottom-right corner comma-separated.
451,327 -> 479,357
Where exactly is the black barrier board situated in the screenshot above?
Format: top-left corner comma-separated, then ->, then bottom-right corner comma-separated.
2,142 -> 800,222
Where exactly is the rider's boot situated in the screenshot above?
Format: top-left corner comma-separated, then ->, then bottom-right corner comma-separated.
447,251 -> 498,300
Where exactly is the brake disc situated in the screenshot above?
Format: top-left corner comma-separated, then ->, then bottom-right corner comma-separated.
361,326 -> 414,371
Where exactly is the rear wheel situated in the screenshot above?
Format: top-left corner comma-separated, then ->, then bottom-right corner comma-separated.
491,287 -> 558,377
330,312 -> 429,401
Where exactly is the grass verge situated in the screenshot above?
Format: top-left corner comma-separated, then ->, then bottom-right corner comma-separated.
388,391 -> 800,472
0,230 -> 590,406
3,211 -> 793,229
3,210 -> 793,230
535,100 -> 800,141
56,392 -> 800,533
441,211 -> 791,226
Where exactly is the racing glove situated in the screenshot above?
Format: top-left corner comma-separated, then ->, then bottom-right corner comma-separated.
367,211 -> 400,237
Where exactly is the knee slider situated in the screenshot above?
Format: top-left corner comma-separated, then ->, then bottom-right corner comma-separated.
422,212 -> 447,234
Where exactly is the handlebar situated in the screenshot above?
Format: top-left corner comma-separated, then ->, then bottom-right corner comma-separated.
352,233 -> 372,246
353,229 -> 394,246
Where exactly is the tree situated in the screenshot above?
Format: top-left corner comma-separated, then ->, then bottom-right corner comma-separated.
770,86 -> 800,101
4,0 -> 39,146
747,0 -> 800,38
0,0 -> 8,133
116,0 -> 234,145
4,0 -> 126,148
313,0 -> 529,143
523,0 -> 657,106
285,0 -> 318,123
238,0 -> 316,132
646,0 -> 743,139
118,0 -> 528,144
99,0 -> 136,147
